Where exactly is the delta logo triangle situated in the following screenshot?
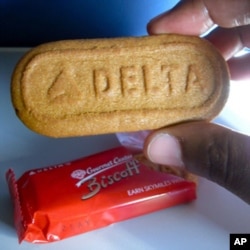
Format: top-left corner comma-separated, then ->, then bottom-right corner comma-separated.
47,67 -> 82,104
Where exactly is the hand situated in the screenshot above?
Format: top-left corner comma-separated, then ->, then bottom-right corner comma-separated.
144,0 -> 250,204
147,0 -> 250,80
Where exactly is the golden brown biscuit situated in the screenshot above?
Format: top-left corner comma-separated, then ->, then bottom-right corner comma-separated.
11,34 -> 230,137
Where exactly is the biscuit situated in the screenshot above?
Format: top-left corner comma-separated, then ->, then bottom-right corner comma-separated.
11,34 -> 230,137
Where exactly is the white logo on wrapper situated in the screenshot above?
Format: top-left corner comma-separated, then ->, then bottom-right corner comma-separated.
75,155 -> 133,187
71,169 -> 86,180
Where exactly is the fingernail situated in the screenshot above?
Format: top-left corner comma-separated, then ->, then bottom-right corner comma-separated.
147,133 -> 184,167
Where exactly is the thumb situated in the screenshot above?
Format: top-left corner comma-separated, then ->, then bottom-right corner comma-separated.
144,121 -> 250,204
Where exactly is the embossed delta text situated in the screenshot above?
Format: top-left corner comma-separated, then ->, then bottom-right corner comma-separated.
92,64 -> 201,98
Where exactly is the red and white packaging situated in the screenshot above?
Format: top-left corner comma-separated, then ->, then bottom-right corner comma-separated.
6,146 -> 196,243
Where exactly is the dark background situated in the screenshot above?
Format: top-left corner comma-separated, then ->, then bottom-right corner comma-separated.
0,0 -> 178,47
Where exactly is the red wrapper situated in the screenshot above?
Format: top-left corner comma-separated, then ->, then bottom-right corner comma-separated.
6,146 -> 196,243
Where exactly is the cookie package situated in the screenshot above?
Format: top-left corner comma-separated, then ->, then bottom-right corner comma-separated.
6,146 -> 196,243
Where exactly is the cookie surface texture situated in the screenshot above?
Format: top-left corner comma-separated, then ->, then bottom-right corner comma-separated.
11,34 -> 230,137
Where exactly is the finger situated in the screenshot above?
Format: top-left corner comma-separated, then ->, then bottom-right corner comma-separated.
204,0 -> 250,27
205,25 -> 250,60
144,121 -> 250,204
147,0 -> 214,36
204,25 -> 250,80
147,0 -> 250,35
228,53 -> 250,81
